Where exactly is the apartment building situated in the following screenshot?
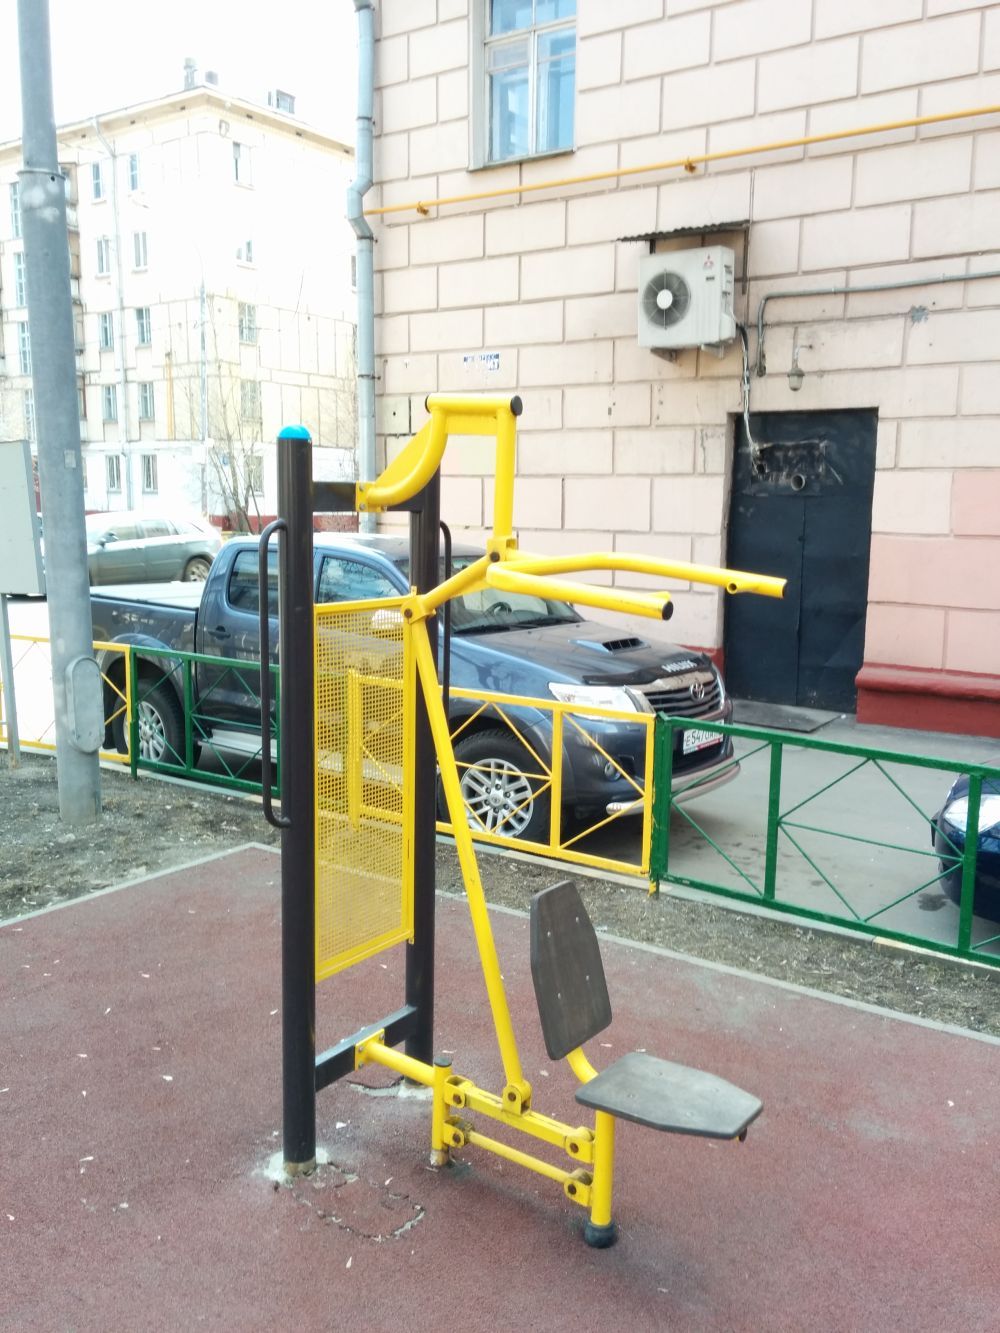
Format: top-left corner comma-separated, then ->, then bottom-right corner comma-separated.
369,0 -> 1000,736
0,84 -> 357,526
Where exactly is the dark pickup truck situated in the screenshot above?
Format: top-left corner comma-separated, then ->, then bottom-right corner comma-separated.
91,533 -> 738,838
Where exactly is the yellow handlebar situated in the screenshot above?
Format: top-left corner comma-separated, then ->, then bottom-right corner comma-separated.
360,391 -> 787,619
357,394 -> 522,520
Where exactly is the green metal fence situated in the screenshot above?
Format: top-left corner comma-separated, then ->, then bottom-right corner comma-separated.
651,716 -> 1000,969
125,645 -> 280,798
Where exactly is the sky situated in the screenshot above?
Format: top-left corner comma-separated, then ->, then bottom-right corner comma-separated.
0,0 -> 358,144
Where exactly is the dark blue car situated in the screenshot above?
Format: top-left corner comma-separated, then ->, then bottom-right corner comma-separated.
932,775 -> 1000,919
92,533 -> 739,841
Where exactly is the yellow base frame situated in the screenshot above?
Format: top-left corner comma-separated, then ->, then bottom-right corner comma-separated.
340,393 -> 785,1236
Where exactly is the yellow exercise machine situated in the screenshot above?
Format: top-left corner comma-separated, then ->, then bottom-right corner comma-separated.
264,396 -> 785,1247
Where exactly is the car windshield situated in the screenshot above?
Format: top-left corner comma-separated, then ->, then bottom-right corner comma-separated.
394,552 -> 581,635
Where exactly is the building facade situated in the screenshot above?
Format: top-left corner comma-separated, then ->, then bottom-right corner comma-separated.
0,86 -> 358,526
369,0 -> 1000,736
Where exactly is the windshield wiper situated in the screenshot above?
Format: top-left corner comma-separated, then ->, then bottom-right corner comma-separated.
509,615 -> 572,628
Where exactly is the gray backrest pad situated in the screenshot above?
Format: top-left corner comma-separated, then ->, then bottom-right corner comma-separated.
530,881 -> 613,1061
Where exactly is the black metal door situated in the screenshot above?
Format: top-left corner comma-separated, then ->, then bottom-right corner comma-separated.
724,409 -> 877,712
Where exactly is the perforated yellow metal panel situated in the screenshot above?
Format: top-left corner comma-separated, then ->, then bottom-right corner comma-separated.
314,599 -> 414,980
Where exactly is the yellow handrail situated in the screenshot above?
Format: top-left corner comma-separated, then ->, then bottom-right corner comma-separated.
366,103 -> 1000,219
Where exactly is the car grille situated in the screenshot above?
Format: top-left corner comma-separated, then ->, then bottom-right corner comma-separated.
638,671 -> 722,718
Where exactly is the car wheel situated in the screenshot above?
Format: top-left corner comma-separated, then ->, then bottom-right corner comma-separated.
183,556 -> 212,582
112,678 -> 185,765
444,728 -> 551,842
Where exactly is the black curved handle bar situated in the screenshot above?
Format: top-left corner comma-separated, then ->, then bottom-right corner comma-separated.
258,519 -> 290,829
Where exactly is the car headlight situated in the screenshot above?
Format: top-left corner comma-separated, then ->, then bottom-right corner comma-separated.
942,793 -> 1000,835
548,682 -> 646,713
713,666 -> 726,704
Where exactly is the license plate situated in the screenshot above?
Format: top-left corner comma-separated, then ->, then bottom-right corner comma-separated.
681,727 -> 719,756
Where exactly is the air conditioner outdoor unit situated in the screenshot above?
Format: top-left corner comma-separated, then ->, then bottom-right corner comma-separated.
638,245 -> 736,351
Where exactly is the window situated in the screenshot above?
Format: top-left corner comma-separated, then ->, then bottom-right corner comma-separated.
238,302 -> 257,343
14,251 -> 26,305
240,379 -> 261,421
81,454 -> 88,491
138,381 -> 155,421
141,518 -> 172,538
228,548 -> 278,615
233,141 -> 253,185
132,231 -> 148,269
236,239 -> 254,264
128,153 -> 140,192
99,311 -> 114,350
141,453 -> 158,492
78,381 -> 87,420
246,453 -> 264,493
102,384 -> 118,422
96,236 -> 111,275
136,306 -> 152,346
10,181 -> 21,238
318,557 -> 399,604
92,160 -> 105,200
24,389 -> 35,442
270,89 -> 296,114
18,322 -> 31,375
106,453 -> 121,491
480,0 -> 576,164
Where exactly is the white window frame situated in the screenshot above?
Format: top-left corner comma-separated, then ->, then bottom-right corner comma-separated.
472,1 -> 577,169
96,236 -> 111,276
136,306 -> 152,347
240,379 -> 261,422
103,385 -> 118,423
238,302 -> 258,344
128,153 -> 140,192
246,453 -> 264,493
17,321 -> 31,376
133,230 -> 148,270
141,452 -> 158,492
10,181 -> 21,238
233,141 -> 253,186
14,250 -> 27,306
99,311 -> 114,351
106,453 -> 122,490
92,160 -> 105,201
236,239 -> 255,265
138,382 -> 155,422
24,389 -> 35,442
78,382 -> 87,421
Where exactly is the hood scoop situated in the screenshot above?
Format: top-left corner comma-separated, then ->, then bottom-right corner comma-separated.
573,636 -> 648,654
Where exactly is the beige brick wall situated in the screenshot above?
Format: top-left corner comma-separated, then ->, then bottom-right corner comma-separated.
370,0 -> 1000,680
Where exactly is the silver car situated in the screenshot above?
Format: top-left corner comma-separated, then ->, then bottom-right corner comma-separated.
85,511 -> 221,584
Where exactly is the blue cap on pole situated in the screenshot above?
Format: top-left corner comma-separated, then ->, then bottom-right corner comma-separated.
278,425 -> 311,442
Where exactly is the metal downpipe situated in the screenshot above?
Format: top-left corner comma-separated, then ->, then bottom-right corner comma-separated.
348,0 -> 376,533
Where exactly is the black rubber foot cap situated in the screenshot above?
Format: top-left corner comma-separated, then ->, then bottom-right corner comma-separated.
584,1220 -> 618,1249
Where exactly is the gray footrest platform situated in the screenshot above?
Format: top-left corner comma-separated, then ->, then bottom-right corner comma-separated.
575,1051 -> 763,1139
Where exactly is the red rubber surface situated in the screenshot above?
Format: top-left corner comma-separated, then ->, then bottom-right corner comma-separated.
3,847 -> 998,1330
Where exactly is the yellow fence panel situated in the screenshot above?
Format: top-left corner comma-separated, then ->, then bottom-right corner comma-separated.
1,635 -> 131,765
443,687 -> 654,879
314,600 -> 414,981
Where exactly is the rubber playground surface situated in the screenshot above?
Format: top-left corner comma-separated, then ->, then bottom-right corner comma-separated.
3,845 -> 998,1331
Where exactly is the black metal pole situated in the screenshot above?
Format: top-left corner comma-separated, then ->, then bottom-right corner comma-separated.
405,475 -> 440,1065
276,425 -> 316,1173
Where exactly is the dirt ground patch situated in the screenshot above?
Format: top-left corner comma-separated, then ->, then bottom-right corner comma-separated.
3,751 -> 997,1037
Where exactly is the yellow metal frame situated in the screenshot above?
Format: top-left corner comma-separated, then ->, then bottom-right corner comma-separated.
313,597 -> 416,980
2,636 -> 132,765
341,393 -> 785,1234
442,684 -> 655,878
